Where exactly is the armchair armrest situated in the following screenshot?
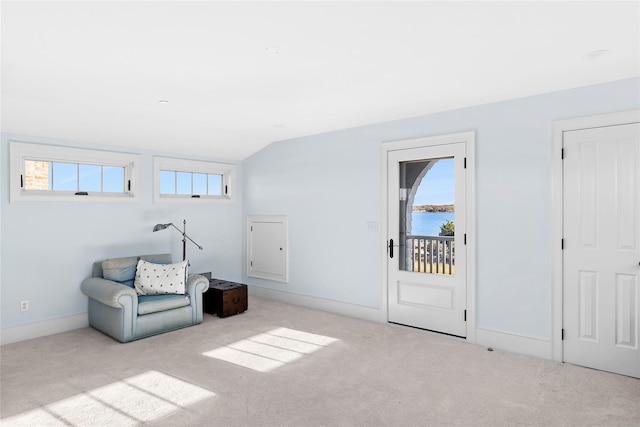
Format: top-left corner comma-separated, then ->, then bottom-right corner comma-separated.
186,274 -> 209,296
81,277 -> 137,308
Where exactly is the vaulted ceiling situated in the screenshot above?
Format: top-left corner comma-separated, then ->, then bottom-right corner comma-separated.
2,1 -> 638,160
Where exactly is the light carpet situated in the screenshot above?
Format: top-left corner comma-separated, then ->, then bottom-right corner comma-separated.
1,296 -> 639,426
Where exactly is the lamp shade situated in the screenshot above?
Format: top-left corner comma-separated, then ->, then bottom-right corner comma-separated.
151,220 -> 203,261
153,223 -> 171,232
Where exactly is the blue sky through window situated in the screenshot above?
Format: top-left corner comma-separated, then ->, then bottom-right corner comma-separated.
176,172 -> 191,195
208,175 -> 222,196
51,162 -> 124,192
413,158 -> 454,206
103,167 -> 124,192
79,164 -> 101,191
160,171 -> 175,194
52,162 -> 77,191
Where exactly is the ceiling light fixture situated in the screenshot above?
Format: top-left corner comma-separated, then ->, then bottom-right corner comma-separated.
264,45 -> 281,55
158,99 -> 170,104
587,49 -> 612,59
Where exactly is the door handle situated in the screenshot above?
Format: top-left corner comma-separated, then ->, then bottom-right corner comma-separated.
389,239 -> 394,258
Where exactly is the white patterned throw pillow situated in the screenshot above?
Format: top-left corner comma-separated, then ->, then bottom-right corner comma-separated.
134,259 -> 187,295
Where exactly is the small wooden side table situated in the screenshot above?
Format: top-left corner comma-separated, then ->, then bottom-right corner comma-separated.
203,278 -> 248,318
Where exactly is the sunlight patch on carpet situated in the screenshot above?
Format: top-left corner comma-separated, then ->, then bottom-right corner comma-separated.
202,327 -> 339,372
1,370 -> 215,427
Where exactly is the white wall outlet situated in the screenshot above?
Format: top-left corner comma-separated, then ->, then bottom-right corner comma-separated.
20,300 -> 28,312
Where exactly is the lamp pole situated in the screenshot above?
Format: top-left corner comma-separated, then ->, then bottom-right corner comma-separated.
181,219 -> 187,261
152,219 -> 203,261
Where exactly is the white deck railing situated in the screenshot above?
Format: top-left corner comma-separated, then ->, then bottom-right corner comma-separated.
405,235 -> 455,275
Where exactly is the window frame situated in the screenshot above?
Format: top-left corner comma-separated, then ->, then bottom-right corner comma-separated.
10,141 -> 140,203
153,156 -> 236,204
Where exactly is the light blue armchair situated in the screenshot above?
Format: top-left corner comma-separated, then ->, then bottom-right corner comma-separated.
81,254 -> 209,343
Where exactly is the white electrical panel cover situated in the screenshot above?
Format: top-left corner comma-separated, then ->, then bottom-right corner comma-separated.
247,216 -> 288,282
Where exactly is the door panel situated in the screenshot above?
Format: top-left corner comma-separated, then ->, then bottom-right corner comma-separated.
563,123 -> 640,378
387,143 -> 467,337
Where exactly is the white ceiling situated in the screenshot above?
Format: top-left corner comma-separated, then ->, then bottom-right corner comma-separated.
2,1 -> 639,160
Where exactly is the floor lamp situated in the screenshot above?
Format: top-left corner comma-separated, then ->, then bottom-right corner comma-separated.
152,219 -> 203,261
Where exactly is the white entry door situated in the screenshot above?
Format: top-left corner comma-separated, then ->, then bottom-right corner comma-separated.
563,122 -> 640,378
387,142 -> 467,337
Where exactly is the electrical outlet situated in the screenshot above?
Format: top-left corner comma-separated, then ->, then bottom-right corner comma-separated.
20,300 -> 28,312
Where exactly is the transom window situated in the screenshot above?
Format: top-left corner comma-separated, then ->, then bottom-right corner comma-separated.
10,141 -> 139,203
24,161 -> 126,193
159,170 -> 223,196
153,157 -> 236,203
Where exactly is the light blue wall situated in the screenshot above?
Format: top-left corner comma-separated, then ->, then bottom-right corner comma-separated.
2,78 -> 638,340
242,77 -> 640,340
0,133 -> 242,329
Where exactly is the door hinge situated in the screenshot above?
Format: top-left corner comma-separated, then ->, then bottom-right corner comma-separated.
250,260 -> 253,267
20,174 -> 24,188
464,310 -> 467,322
561,329 -> 565,340
250,226 -> 253,232
561,148 -> 565,159
127,180 -> 131,191
464,234 -> 467,245
561,239 -> 564,250
464,157 -> 467,169
225,185 -> 228,195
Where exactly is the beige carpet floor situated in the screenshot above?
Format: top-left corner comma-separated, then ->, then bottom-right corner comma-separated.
1,296 -> 639,426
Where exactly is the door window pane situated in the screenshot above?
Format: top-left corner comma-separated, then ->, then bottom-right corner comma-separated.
399,157 -> 455,275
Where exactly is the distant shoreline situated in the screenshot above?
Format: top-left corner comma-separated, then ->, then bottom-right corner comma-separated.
413,204 -> 454,213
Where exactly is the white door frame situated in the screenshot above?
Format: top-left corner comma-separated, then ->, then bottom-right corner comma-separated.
551,109 -> 640,362
380,131 -> 476,343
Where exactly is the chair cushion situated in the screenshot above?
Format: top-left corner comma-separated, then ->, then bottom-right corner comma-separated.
134,259 -> 188,295
138,294 -> 190,315
102,256 -> 139,287
101,254 -> 172,288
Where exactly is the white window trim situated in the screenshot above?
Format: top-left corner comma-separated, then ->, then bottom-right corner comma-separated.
153,156 -> 236,204
10,141 -> 140,203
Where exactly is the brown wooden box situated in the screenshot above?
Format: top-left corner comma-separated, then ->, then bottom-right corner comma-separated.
203,279 -> 248,318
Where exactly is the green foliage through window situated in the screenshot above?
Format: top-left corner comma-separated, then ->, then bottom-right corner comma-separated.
439,220 -> 455,236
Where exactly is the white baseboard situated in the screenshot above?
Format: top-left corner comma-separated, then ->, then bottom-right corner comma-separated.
250,287 -> 554,361
475,327 -> 552,360
1,313 -> 89,345
248,285 -> 383,323
0,299 -> 552,365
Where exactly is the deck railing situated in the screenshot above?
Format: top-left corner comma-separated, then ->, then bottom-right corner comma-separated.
405,235 -> 455,275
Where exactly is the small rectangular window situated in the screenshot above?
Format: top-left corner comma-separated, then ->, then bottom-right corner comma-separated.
159,170 -> 225,197
11,141 -> 139,203
153,157 -> 236,204
23,161 -> 126,194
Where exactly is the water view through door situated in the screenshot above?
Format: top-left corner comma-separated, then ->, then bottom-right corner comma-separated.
388,142 -> 467,337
